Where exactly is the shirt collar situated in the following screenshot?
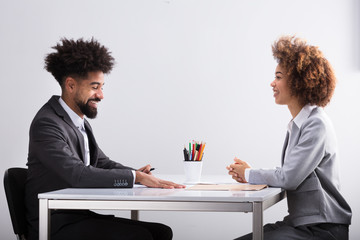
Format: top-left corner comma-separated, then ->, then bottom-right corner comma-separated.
287,104 -> 317,132
59,97 -> 85,130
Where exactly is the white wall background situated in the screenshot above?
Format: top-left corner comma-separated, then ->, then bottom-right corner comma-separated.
1,0 -> 359,239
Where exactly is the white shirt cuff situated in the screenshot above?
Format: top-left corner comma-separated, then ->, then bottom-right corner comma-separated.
244,168 -> 251,182
131,170 -> 136,185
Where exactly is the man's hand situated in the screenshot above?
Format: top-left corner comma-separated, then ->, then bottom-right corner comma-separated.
137,164 -> 153,175
135,171 -> 186,189
226,157 -> 251,183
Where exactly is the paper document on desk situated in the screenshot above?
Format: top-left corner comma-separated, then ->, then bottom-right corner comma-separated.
186,184 -> 267,191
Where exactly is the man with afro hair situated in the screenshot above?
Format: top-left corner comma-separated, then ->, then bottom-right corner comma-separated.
25,38 -> 184,240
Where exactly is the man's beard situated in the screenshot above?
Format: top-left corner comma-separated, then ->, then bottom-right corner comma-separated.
76,98 -> 101,119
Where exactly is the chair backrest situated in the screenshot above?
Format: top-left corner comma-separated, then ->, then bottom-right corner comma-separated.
4,167 -> 28,240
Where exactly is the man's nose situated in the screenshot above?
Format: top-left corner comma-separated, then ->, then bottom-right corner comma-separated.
96,89 -> 104,100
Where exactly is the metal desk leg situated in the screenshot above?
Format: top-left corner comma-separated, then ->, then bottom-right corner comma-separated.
252,201 -> 264,240
131,210 -> 139,220
39,198 -> 50,240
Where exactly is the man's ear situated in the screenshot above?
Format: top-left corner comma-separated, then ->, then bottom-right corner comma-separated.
64,77 -> 76,93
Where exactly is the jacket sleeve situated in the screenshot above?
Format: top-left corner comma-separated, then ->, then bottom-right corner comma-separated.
249,116 -> 329,190
29,116 -> 134,188
96,147 -> 136,170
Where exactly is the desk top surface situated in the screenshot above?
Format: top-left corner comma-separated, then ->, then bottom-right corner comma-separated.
39,175 -> 283,203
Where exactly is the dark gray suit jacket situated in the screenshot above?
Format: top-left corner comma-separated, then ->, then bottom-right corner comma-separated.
25,95 -> 135,238
249,107 -> 352,227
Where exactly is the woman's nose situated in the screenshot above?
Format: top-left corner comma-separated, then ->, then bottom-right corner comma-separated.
270,80 -> 275,87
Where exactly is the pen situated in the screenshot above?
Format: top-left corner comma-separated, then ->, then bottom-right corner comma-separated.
189,141 -> 192,161
141,168 -> 155,172
194,143 -> 200,161
183,147 -> 189,161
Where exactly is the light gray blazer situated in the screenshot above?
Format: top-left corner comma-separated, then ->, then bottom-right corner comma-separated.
249,107 -> 352,226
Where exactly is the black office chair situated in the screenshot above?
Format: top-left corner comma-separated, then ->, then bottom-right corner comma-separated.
4,167 -> 28,240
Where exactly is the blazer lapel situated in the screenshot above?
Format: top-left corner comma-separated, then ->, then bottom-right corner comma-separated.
48,95 -> 86,163
281,131 -> 289,166
281,123 -> 301,166
65,119 -> 86,163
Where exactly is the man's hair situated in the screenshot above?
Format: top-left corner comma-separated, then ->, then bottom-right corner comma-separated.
44,37 -> 115,86
272,36 -> 336,107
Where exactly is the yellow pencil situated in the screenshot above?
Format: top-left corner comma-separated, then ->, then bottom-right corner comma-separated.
199,142 -> 206,160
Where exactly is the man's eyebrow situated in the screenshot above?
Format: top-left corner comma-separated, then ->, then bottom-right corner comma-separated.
90,82 -> 104,85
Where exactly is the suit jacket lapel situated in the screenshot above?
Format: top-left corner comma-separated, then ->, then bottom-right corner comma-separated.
48,95 -> 86,163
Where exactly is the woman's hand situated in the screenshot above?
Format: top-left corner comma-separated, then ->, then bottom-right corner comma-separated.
226,157 -> 251,183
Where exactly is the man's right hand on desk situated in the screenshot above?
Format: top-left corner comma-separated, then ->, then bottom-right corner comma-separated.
135,171 -> 186,189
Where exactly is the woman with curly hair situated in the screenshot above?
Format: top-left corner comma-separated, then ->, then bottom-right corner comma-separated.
227,36 -> 352,240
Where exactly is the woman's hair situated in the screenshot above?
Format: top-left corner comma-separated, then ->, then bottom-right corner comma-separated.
44,37 -> 115,86
272,36 -> 336,107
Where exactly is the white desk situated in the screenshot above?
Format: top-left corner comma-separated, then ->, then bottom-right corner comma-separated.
38,176 -> 285,240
